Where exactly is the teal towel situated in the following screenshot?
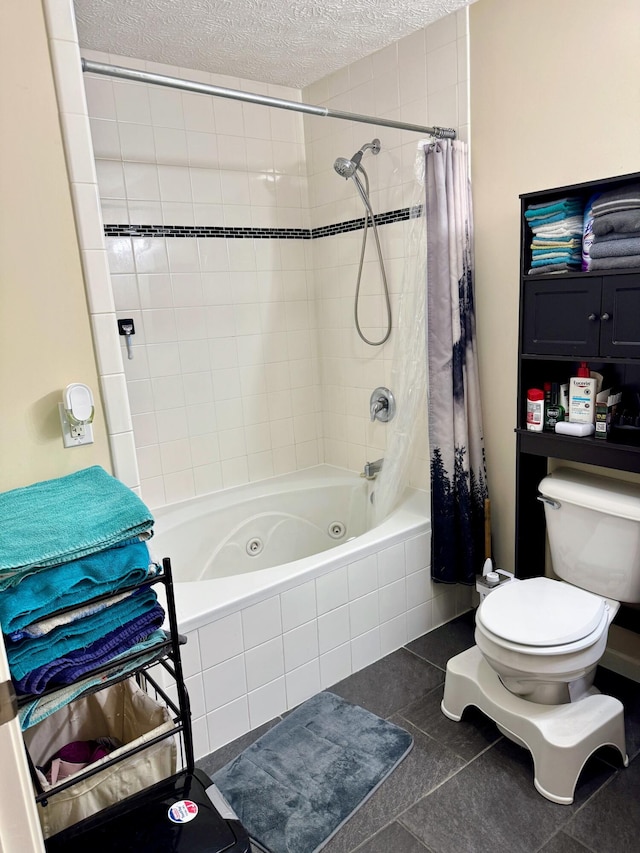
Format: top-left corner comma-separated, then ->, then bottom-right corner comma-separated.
0,466 -> 154,582
0,539 -> 157,632
525,198 -> 582,218
6,587 -> 159,680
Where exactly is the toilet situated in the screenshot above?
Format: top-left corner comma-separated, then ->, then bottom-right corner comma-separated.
442,467 -> 640,803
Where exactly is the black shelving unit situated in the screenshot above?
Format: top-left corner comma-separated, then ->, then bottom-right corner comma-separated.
515,171 -> 640,578
18,558 -> 250,853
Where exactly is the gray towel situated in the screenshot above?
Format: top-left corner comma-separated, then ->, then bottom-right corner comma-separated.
592,229 -> 640,242
590,255 -> 640,270
592,209 -> 640,236
591,183 -> 640,215
590,236 -> 640,259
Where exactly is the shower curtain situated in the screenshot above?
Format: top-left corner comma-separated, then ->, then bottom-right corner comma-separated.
425,140 -> 488,585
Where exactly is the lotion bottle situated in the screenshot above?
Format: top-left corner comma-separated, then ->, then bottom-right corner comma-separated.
568,362 -> 597,424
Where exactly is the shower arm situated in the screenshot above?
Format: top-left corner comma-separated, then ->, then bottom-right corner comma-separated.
81,59 -> 456,139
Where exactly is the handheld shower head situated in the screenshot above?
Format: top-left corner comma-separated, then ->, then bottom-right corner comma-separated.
333,138 -> 380,179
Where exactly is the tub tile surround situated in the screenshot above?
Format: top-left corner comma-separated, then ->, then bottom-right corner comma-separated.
43,0 -> 469,505
178,528 -> 472,759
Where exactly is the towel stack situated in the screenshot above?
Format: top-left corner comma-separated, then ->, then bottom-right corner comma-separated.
525,197 -> 584,274
0,467 -> 165,707
588,183 -> 640,271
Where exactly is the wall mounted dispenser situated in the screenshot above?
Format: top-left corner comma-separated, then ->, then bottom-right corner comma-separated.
117,318 -> 135,360
58,383 -> 95,447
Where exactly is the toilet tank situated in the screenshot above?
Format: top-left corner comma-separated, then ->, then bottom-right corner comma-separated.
538,467 -> 640,603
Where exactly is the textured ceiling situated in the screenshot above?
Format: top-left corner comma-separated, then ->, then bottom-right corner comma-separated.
73,0 -> 472,88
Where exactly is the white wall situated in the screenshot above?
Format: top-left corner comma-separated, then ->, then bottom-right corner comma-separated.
470,0 -> 640,569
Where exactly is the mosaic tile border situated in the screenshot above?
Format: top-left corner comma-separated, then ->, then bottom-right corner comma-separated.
103,205 -> 423,240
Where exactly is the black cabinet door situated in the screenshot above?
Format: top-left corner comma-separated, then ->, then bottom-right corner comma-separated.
600,274 -> 640,357
522,277 -> 601,356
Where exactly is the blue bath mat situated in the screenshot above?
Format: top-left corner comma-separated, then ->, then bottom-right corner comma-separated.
212,690 -> 413,853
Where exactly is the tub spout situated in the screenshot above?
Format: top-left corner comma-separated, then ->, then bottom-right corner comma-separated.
362,458 -> 384,480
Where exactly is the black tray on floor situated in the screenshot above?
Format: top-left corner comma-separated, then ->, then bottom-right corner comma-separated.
44,768 -> 251,853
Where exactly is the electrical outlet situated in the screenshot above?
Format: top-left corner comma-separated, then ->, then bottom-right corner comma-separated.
59,403 -> 94,448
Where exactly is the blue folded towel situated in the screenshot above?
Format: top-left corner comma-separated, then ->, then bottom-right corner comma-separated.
6,588 -> 160,680
0,466 -> 154,582
0,539 -> 158,634
525,198 -> 582,219
13,603 -> 165,695
19,629 -> 168,730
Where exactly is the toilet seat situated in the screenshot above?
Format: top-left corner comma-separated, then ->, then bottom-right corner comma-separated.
476,577 -> 612,655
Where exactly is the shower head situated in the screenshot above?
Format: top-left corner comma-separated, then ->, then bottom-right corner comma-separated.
333,138 -> 380,179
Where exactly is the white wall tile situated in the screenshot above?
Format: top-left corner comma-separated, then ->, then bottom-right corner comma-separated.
283,621 -> 319,672
248,677 -> 287,728
203,654 -> 247,711
280,581 -> 317,632
241,595 -> 282,649
206,697 -> 250,753
286,659 -> 321,709
319,643 -> 352,689
198,612 -> 243,668
349,591 -> 379,638
351,628 -> 380,673
348,554 -> 378,599
245,637 -> 285,691
316,566 -> 349,615
317,605 -> 350,655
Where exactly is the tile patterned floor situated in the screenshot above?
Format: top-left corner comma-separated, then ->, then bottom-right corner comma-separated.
197,611 -> 640,853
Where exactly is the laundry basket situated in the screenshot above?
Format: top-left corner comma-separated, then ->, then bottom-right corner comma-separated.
23,678 -> 177,838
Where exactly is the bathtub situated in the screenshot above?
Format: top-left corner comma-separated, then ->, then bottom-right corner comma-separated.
151,465 -> 470,759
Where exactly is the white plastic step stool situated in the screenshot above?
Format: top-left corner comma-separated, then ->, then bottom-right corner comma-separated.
441,645 -> 628,804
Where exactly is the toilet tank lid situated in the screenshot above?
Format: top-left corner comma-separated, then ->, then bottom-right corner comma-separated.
539,468 -> 640,522
479,577 -> 607,646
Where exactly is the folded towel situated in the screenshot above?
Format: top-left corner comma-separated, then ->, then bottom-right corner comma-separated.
0,539 -> 158,634
590,237 -> 640,259
8,590 -> 134,642
525,198 -> 582,219
526,210 -> 581,227
532,236 -> 582,246
0,467 -> 154,583
531,249 -> 582,260
589,255 -> 640,270
527,263 -> 579,275
591,184 -> 640,215
592,229 -> 640,242
531,254 -> 581,267
529,216 -> 584,237
592,209 -> 640,236
7,588 -> 159,680
18,629 -> 167,730
13,603 -> 165,695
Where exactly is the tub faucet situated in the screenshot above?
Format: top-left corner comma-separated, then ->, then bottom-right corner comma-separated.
362,458 -> 384,479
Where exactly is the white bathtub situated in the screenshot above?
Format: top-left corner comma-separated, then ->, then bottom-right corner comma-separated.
151,465 -> 470,759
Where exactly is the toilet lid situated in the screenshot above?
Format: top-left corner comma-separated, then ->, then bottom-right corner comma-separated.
478,577 -> 607,646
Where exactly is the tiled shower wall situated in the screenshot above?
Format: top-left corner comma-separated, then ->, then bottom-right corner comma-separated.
305,12 -> 469,485
44,0 -> 469,507
82,55 -> 319,507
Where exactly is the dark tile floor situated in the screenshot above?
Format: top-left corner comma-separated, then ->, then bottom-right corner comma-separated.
197,611 -> 640,853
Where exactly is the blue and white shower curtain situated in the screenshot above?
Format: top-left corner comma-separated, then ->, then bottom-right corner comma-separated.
425,140 -> 489,585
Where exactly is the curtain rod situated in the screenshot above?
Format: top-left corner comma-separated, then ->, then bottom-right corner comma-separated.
81,59 -> 456,139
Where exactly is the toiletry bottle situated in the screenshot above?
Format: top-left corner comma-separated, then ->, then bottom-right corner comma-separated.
568,362 -> 597,424
544,382 -> 565,430
526,388 -> 544,432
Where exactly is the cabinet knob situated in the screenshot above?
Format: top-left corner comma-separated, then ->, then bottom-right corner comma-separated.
601,312 -> 611,321
588,313 -> 598,321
